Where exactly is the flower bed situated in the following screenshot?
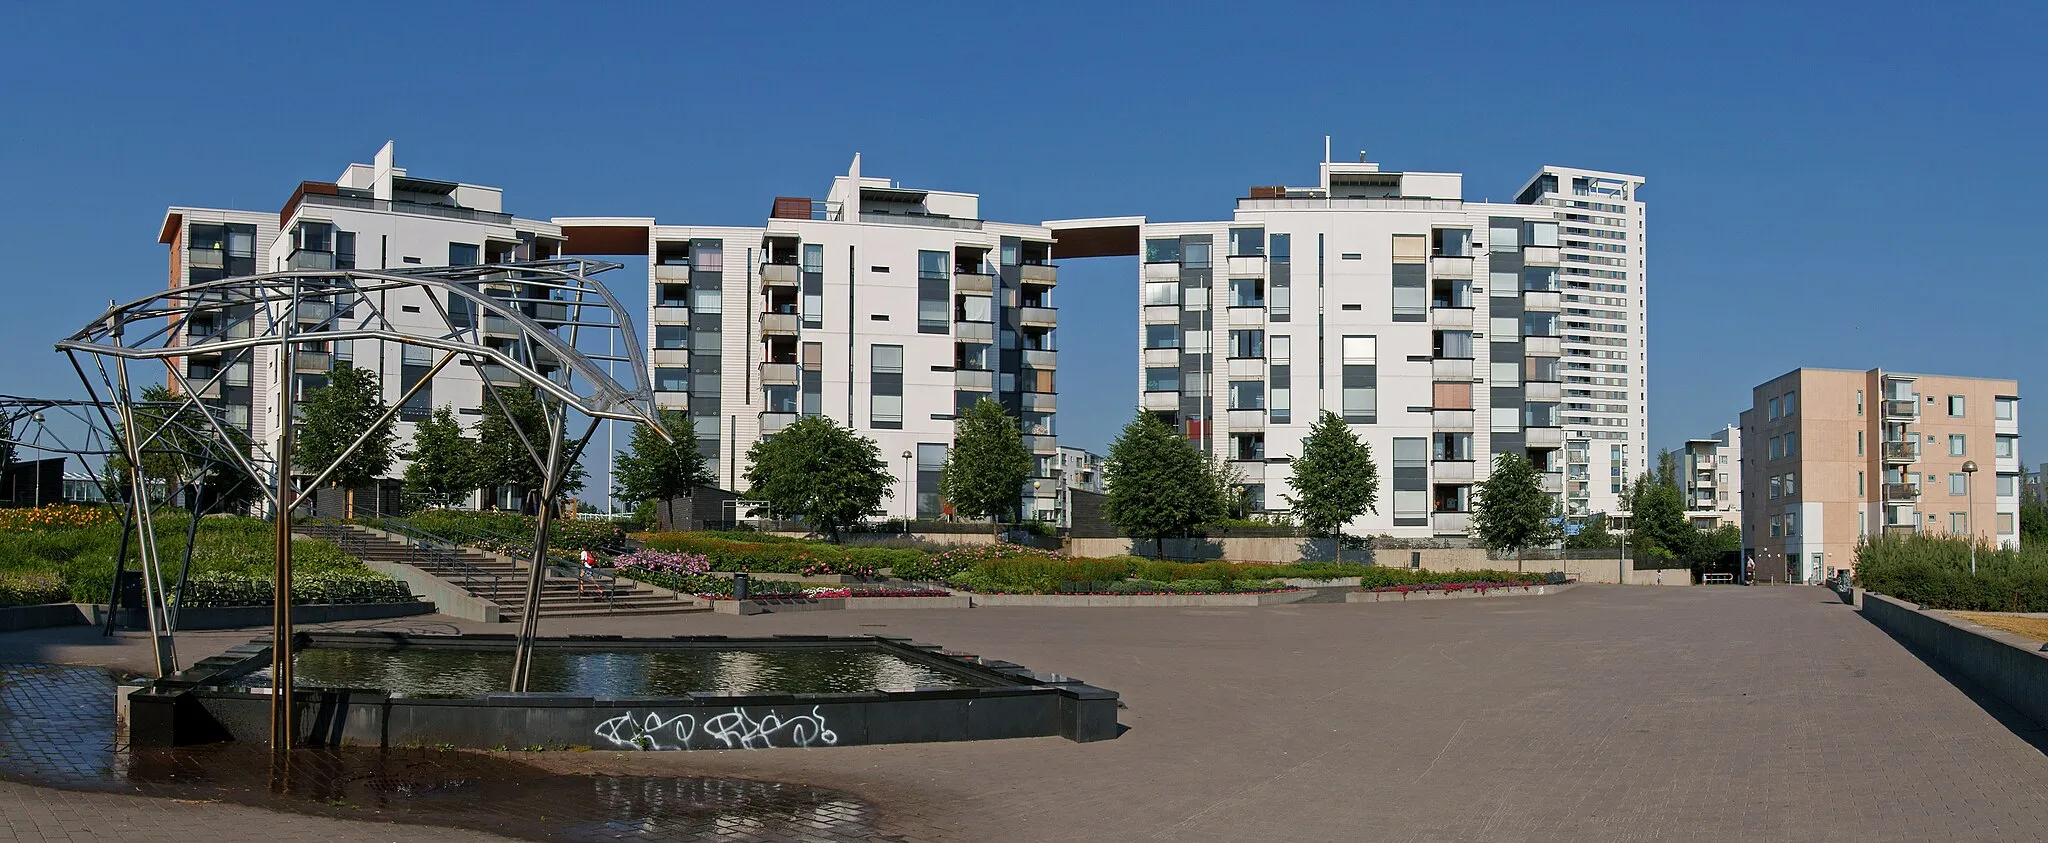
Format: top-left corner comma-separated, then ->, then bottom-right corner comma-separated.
0,571 -> 69,607
1365,581 -> 1549,594
800,586 -> 953,599
0,512 -> 406,607
0,504 -> 117,532
637,532 -> 922,575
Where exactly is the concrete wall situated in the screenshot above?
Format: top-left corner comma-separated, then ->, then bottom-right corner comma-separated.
1861,592 -> 2048,728
0,603 -> 89,632
1068,535 -> 1337,563
1062,538 -> 1690,585
358,558 -> 502,622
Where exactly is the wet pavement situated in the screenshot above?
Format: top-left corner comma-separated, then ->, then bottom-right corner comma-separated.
0,662 -> 901,842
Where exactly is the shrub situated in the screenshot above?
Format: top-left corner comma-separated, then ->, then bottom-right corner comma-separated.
637,533 -> 923,574
1856,534 -> 2048,612
0,513 -> 407,606
0,571 -> 68,607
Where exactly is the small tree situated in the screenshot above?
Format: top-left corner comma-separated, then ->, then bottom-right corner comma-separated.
1564,513 -> 1619,550
742,415 -> 891,542
294,363 -> 396,509
1625,470 -> 1693,563
614,410 -> 709,507
471,386 -> 585,511
1102,411 -> 1223,558
402,406 -> 477,509
2019,499 -> 2048,547
1470,452 -> 1561,569
940,398 -> 1032,531
1285,410 -> 1380,554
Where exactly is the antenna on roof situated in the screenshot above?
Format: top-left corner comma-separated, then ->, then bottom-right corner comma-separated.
1323,135 -> 1331,165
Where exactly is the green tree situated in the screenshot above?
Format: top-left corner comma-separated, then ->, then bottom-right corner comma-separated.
471,386 -> 586,502
402,406 -> 477,509
1470,452 -> 1562,568
2021,499 -> 2048,547
1624,470 -> 1693,564
1565,513 -> 1619,550
1653,448 -> 1681,491
1284,410 -> 1379,548
295,362 -> 396,493
742,414 -> 891,542
614,410 -> 709,505
1102,411 -> 1224,557
105,385 -> 253,510
940,398 -> 1032,530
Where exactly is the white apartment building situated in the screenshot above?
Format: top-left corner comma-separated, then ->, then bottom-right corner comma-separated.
1513,167 -> 1647,517
1681,424 -> 1741,529
160,141 -> 568,511
558,155 -> 1063,521
1052,153 -> 1647,539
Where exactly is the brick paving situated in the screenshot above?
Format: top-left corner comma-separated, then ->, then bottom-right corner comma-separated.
3,585 -> 2047,841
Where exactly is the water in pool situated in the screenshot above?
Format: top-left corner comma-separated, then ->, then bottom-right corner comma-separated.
239,646 -> 992,698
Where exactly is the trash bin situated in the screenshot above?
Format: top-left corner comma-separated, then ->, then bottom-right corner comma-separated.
117,568 -> 144,611
732,572 -> 749,603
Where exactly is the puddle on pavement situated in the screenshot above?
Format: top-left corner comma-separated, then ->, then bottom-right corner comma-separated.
0,662 -> 898,842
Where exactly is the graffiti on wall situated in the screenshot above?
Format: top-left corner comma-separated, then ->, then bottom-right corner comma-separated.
594,706 -> 839,750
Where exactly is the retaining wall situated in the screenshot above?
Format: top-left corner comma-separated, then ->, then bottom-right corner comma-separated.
0,603 -> 90,632
714,596 -> 975,615
1346,583 -> 1577,603
1860,592 -> 2048,728
357,557 -> 502,622
965,590 -> 1313,608
1067,536 -> 1337,563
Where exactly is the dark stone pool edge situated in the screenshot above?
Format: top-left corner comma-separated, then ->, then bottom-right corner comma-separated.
126,630 -> 1121,750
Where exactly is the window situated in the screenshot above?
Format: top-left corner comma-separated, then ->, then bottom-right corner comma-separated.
1785,432 -> 1797,456
449,243 -> 480,266
1857,390 -> 1864,416
1952,512 -> 1968,534
1270,336 -> 1290,365
1998,474 -> 2017,497
692,287 -> 722,314
1489,316 -> 1520,342
1432,229 -> 1471,257
691,239 -> 724,271
1228,380 -> 1265,410
1996,396 -> 2016,421
1145,324 -> 1180,349
1343,381 -> 1376,423
2000,512 -> 2017,535
1769,477 -> 1781,499
1232,432 -> 1266,460
1491,407 -> 1521,432
1182,239 -> 1212,269
654,367 -> 689,392
1229,277 -> 1264,307
1783,473 -> 1796,497
1229,227 -> 1265,257
1770,516 -> 1781,538
335,231 -> 356,270
800,243 -> 823,274
1950,473 -> 1968,496
1143,281 -> 1180,306
1270,380 -> 1290,424
957,295 -> 992,323
918,250 -> 948,280
1433,330 -> 1472,359
918,276 -> 949,334
1785,511 -> 1798,536
1949,395 -> 1966,417
916,443 -> 947,519
1857,430 -> 1864,456
1768,397 -> 1780,420
1526,221 -> 1559,248
870,344 -> 904,429
1145,367 -> 1180,392
1949,434 -> 1966,457
655,325 -> 689,349
1392,264 -> 1426,321
1997,435 -> 2017,458
1342,336 -> 1377,365
1144,238 -> 1181,263
1783,391 -> 1796,416
1489,219 -> 1520,252
1491,362 -> 1521,387
1858,471 -> 1865,498
1769,436 -> 1781,460
1229,330 -> 1264,358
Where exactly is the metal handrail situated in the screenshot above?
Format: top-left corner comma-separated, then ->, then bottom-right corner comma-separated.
387,518 -> 620,610
320,517 -> 502,600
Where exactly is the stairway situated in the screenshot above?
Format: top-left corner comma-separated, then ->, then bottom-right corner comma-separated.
295,522 -> 708,618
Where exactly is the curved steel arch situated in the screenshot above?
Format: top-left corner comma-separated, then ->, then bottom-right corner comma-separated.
55,260 -> 665,751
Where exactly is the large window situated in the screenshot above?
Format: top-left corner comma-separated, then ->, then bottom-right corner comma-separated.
918,250 -> 948,280
1229,330 -> 1264,359
1145,367 -> 1180,392
957,295 -> 993,323
1143,281 -> 1180,306
1144,238 -> 1181,263
655,325 -> 689,349
1229,227 -> 1265,257
1997,435 -> 2017,458
1144,324 -> 1180,349
1950,434 -> 1967,457
1950,473 -> 1968,496
1392,264 -> 1426,322
1949,395 -> 1966,417
1433,330 -> 1473,359
916,444 -> 947,519
1432,229 -> 1471,257
1996,396 -> 2017,420
870,344 -> 904,429
1342,336 -> 1377,365
1181,239 -> 1212,269
449,243 -> 480,266
801,243 -> 824,329
654,367 -> 689,392
1229,277 -> 1264,307
1490,316 -> 1520,342
1228,380 -> 1265,410
918,276 -> 949,334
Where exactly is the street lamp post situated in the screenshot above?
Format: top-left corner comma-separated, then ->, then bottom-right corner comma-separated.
901,450 -> 914,524
1962,459 -> 1979,575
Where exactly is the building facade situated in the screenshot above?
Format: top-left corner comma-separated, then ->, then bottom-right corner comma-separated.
1681,424 -> 1741,529
559,155 -> 1063,522
1058,154 -> 1645,539
1739,368 -> 2020,584
161,142 -> 568,511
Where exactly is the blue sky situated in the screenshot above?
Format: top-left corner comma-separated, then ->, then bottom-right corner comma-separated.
2,1 -> 2043,468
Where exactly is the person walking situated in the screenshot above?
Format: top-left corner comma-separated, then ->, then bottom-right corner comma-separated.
1744,554 -> 1756,586
578,546 -> 598,596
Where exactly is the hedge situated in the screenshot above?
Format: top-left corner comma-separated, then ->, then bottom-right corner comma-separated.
636,533 -> 921,576
1855,534 -> 2048,612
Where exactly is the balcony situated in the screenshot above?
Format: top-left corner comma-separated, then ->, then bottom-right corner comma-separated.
1022,392 -> 1057,413
1228,306 -> 1266,326
1433,409 -> 1474,430
652,348 -> 689,367
760,411 -> 798,434
296,300 -> 333,323
1431,307 -> 1473,329
188,247 -> 225,269
760,263 -> 799,286
652,306 -> 690,326
1434,460 -> 1475,482
1523,290 -> 1562,311
655,392 -> 689,411
1883,398 -> 1919,419
1225,255 -> 1265,277
1228,409 -> 1266,429
1141,391 -> 1178,411
1433,358 -> 1473,381
1430,255 -> 1473,279
1882,440 -> 1919,463
1020,263 -> 1058,285
1526,381 -> 1562,402
858,210 -> 982,230
1143,347 -> 1178,366
530,302 -> 569,324
1522,245 -> 1561,266
479,363 -> 522,388
293,350 -> 331,373
482,314 -> 517,338
955,369 -> 994,391
1227,358 -> 1265,379
1143,262 -> 1179,281
1883,483 -> 1920,500
955,321 -> 993,342
760,312 -> 799,336
1019,306 -> 1057,328
1023,434 -> 1058,455
1432,511 -> 1471,535
1527,426 -> 1565,448
653,264 -> 692,283
1023,349 -> 1057,369
954,271 -> 994,294
1143,305 -> 1180,324
1525,336 -> 1561,356
759,362 -> 799,385
1541,472 -> 1563,494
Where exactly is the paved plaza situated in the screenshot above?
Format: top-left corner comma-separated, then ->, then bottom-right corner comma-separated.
4,585 -> 2047,842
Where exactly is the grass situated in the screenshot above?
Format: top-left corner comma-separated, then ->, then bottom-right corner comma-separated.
1951,613 -> 2048,643
0,504 -> 403,606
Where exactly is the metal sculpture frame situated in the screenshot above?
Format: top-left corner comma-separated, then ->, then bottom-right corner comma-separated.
55,259 -> 663,753
1,395 -> 253,643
